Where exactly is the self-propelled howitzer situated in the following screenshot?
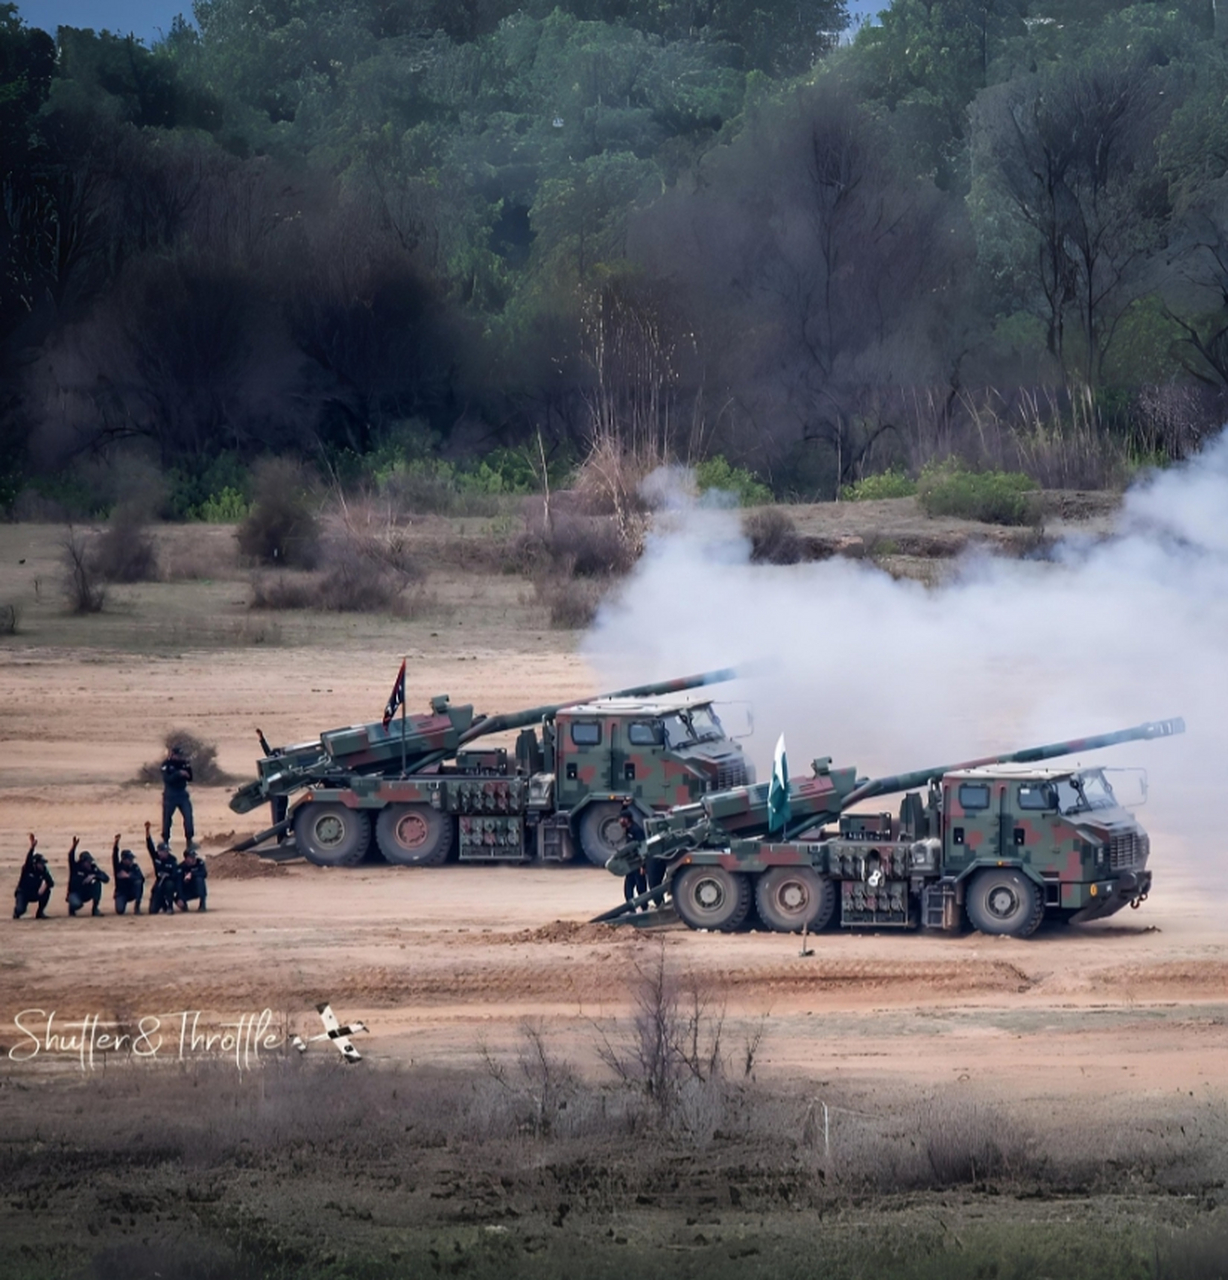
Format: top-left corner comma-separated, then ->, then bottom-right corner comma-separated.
605,717 -> 1184,939
229,668 -> 752,869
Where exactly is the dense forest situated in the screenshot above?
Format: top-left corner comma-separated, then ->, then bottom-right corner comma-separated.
2,0 -> 1227,516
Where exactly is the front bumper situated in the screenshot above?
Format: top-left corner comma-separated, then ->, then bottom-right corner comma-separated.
1068,869 -> 1152,924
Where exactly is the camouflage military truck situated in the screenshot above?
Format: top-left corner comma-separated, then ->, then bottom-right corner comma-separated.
228,670 -> 753,868
602,719 -> 1184,938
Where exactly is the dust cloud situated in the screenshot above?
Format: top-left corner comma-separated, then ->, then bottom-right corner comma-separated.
582,433 -> 1228,885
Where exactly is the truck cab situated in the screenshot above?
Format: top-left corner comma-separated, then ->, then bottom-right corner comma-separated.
551,698 -> 753,866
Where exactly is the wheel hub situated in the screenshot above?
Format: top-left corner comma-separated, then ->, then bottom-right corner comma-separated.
695,877 -> 725,910
314,815 -> 346,848
395,812 -> 429,849
778,880 -> 807,911
987,886 -> 1019,918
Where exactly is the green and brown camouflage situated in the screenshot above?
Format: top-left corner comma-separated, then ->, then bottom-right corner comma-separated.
228,668 -> 752,869
600,717 -> 1184,939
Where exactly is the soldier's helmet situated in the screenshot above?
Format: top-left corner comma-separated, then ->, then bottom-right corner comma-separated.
32,852 -> 46,866
156,841 -> 171,854
120,849 -> 135,861
80,851 -> 94,863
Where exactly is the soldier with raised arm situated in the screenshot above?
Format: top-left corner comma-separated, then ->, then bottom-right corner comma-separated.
13,833 -> 54,919
145,821 -> 179,915
111,833 -> 145,915
66,839 -> 109,917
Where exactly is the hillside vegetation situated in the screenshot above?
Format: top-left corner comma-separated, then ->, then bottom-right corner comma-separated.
2,0 -> 1225,517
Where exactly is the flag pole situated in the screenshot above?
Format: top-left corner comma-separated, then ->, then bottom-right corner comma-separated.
400,654 -> 408,777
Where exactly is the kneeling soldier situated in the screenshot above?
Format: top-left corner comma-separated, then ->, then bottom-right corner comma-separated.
13,833 -> 54,919
111,834 -> 145,915
177,845 -> 208,912
67,840 -> 109,917
145,822 -> 179,915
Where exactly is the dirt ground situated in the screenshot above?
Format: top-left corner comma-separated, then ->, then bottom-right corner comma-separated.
1,511 -> 1226,1277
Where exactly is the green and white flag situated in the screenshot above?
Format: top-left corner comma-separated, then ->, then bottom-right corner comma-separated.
768,733 -> 790,835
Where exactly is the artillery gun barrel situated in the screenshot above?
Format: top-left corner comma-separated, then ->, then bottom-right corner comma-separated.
840,717 -> 1186,809
455,667 -> 742,744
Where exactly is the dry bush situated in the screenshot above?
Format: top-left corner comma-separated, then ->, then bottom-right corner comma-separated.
0,602 -> 19,634
531,573 -> 611,628
86,1238 -> 254,1280
249,529 -> 423,614
516,509 -> 639,579
135,728 -> 237,787
914,1093 -> 1031,1187
743,507 -> 803,564
92,503 -> 160,582
162,539 -> 237,582
60,525 -> 107,613
235,458 -> 320,568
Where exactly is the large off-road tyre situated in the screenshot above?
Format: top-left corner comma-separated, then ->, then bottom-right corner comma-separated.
965,868 -> 1044,938
672,865 -> 752,932
754,867 -> 835,933
375,804 -> 454,867
577,802 -> 628,868
293,803 -> 372,867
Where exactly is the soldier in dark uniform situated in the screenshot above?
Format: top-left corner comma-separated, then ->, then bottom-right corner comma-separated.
67,839 -> 110,916
160,743 -> 194,846
111,834 -> 145,915
177,846 -> 208,912
145,821 -> 180,915
619,807 -> 648,911
13,833 -> 54,919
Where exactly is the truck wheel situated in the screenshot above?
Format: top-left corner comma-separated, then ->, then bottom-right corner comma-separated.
293,803 -> 371,867
577,802 -> 627,868
376,805 -> 454,867
965,868 -> 1044,938
673,866 -> 751,932
755,867 -> 835,933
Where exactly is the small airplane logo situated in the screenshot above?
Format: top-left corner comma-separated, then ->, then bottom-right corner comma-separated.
291,1002 -> 369,1063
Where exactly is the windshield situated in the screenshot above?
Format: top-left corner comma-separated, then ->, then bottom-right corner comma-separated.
1055,769 -> 1119,815
661,706 -> 726,748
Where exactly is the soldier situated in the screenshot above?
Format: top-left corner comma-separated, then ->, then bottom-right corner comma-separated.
160,742 -> 194,846
66,839 -> 110,917
619,807 -> 648,912
111,834 -> 145,915
13,833 -> 54,919
177,846 -> 208,912
145,821 -> 180,915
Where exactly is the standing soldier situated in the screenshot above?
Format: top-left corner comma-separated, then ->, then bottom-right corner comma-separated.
160,742 -> 194,848
618,807 -> 648,912
177,846 -> 208,912
13,833 -> 54,919
111,834 -> 145,915
145,821 -> 179,915
66,839 -> 110,917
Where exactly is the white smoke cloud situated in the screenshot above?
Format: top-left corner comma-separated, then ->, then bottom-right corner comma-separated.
582,432 -> 1228,895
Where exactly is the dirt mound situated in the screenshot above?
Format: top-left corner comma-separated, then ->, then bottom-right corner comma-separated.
207,850 -> 289,879
498,920 -> 639,945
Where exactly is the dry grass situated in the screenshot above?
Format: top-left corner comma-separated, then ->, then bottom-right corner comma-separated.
530,573 -> 613,629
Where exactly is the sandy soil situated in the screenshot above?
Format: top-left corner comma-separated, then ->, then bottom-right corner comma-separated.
2,554 -> 1226,1098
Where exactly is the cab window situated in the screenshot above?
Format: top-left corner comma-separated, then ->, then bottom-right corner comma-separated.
1018,783 -> 1055,810
570,722 -> 602,747
628,721 -> 663,747
957,783 -> 990,811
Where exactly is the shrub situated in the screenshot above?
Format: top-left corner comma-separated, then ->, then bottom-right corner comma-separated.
917,459 -> 1040,526
249,519 -> 423,614
60,526 -> 107,613
195,486 -> 250,522
235,459 -> 319,567
135,729 -> 236,787
695,455 -> 773,506
743,507 -> 803,564
841,468 -> 918,501
92,504 -> 160,582
0,603 -> 19,634
532,573 -> 610,628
